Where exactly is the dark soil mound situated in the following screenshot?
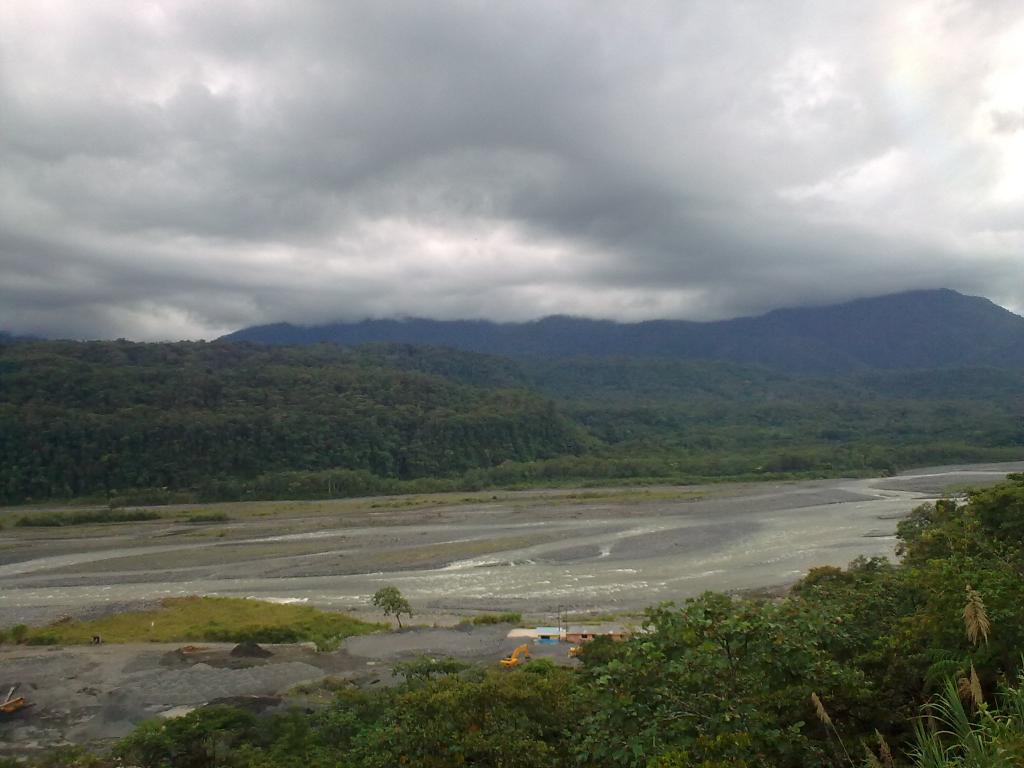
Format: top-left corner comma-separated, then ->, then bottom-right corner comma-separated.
161,648 -> 195,667
230,641 -> 273,658
205,695 -> 282,714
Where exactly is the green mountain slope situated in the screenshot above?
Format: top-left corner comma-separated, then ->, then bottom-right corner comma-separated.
1,340 -> 1021,505
0,341 -> 584,504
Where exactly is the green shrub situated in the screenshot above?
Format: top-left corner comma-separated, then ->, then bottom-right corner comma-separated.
471,612 -> 523,625
115,705 -> 258,768
393,656 -> 471,682
520,658 -> 557,675
25,633 -> 59,646
10,624 -> 28,643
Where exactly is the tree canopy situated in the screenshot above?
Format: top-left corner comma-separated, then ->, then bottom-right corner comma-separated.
371,586 -> 413,629
1,339 -> 1021,505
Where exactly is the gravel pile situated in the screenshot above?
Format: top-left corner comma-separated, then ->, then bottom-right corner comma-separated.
344,626 -> 510,661
123,661 -> 324,706
230,641 -> 273,658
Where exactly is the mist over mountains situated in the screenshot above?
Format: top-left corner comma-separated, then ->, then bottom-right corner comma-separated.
223,289 -> 1024,374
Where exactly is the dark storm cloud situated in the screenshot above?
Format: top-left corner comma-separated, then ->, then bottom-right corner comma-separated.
1,0 -> 1022,339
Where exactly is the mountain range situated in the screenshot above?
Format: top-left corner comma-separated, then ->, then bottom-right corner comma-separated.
222,289 -> 1024,374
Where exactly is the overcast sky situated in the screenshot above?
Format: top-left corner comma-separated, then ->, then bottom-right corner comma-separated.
1,1 -> 1022,340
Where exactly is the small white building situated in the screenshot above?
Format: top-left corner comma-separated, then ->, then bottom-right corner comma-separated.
506,623 -> 631,644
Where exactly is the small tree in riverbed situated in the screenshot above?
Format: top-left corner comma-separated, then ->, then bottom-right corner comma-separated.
372,586 -> 413,628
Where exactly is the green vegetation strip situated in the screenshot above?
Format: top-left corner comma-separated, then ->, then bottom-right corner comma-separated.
13,509 -> 162,527
469,612 -> 522,625
11,596 -> 383,648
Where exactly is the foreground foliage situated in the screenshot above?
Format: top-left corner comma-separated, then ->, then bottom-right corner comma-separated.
909,676 -> 1024,767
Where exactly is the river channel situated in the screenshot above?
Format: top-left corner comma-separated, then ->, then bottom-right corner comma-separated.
1,462 -> 1020,622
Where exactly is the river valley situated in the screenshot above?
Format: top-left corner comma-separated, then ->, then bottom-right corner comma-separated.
3,462 -> 1021,624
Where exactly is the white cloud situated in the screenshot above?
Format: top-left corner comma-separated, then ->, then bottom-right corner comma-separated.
0,0 -> 1022,339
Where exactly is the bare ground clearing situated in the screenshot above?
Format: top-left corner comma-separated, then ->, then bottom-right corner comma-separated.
0,625 -> 552,754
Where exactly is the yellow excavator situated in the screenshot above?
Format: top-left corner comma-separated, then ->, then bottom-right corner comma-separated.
0,685 -> 28,717
499,644 -> 531,668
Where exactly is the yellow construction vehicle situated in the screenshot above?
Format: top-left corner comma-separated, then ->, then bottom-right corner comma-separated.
0,685 -> 28,716
568,645 -> 581,658
499,644 -> 531,668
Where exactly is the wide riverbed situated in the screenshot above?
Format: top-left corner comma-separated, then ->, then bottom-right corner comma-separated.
1,462 -> 1021,623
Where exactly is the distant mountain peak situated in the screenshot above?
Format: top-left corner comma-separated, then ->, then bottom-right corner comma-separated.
221,289 -> 1024,374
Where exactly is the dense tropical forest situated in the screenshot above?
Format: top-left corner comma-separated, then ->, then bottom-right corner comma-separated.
1,339 -> 1022,505
10,475 -> 1024,767
0,341 -> 583,505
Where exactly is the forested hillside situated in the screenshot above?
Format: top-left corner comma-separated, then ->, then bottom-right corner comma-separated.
0,342 -> 584,504
524,358 -> 1024,477
1,340 -> 1021,505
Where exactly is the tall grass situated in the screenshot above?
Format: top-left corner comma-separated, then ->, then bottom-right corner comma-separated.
909,671 -> 1024,767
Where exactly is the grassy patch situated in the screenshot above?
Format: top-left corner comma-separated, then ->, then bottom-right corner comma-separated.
556,488 -> 706,504
288,676 -> 355,703
289,676 -> 353,696
13,508 -> 162,527
18,596 -> 383,649
471,612 -> 523,625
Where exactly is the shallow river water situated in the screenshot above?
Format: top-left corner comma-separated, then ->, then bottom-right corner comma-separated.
1,462 -> 1021,620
